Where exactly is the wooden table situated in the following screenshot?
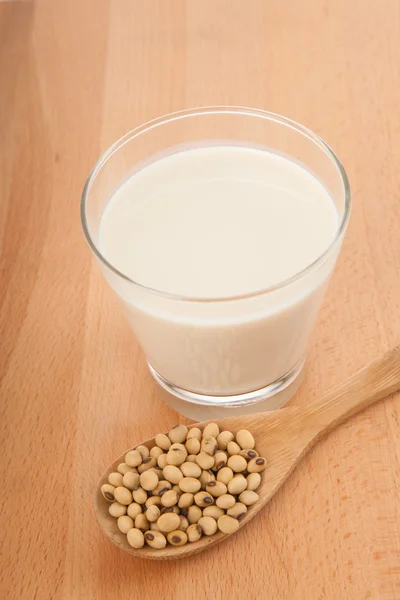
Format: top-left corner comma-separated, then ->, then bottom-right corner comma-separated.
1,1 -> 400,598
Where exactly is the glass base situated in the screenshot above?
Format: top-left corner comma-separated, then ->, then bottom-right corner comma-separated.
148,356 -> 305,421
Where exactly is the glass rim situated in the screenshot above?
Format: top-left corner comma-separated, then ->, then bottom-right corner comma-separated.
80,105 -> 351,303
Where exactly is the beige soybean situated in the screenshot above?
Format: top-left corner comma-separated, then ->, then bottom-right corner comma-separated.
227,455 -> 247,473
167,530 -> 188,546
236,429 -> 255,450
150,446 -> 164,460
199,470 -> 215,487
163,465 -> 183,484
150,521 -> 162,532
240,449 -> 258,461
114,486 -> 132,505
117,515 -> 134,534
217,430 -> 235,450
196,452 -> 215,470
187,523 -> 202,542
227,502 -> 248,521
181,462 -> 202,478
203,422 -> 220,438
185,437 -> 201,455
125,449 -> 143,467
227,441 -> 241,456
218,515 -> 240,534
168,424 -> 188,444
132,487 -> 147,505
140,470 -> 159,491
108,472 -> 123,487
216,494 -> 236,509
169,443 -> 187,452
166,448 -> 187,467
144,531 -> 167,549
136,445 -> 150,459
153,480 -> 171,496
194,491 -> 214,507
117,463 -> 137,475
172,484 -> 181,493
161,490 -> 179,508
198,516 -> 217,536
157,512 -> 181,533
187,427 -> 202,441
138,457 -> 157,474
227,475 -> 247,495
157,453 -> 168,469
127,502 -> 142,520
122,472 -> 140,491
179,477 -> 201,494
155,433 -> 171,451
246,472 -> 261,491
146,505 -> 161,523
201,436 -> 218,456
205,481 -> 227,498
186,454 -> 197,463
109,502 -> 127,518
178,515 -> 189,531
127,528 -> 145,549
247,457 -> 267,473
217,467 -> 234,485
178,493 -> 194,509
203,506 -> 224,519
239,490 -> 259,505
101,484 -> 115,502
135,513 -> 149,532
214,452 -> 228,471
145,496 -> 162,508
187,505 -> 203,524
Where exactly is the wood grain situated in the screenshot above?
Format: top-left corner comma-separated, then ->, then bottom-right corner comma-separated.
1,0 -> 400,598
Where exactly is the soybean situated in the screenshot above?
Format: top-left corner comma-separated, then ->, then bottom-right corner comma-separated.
236,430 -> 255,450
127,528 -> 145,549
155,433 -> 171,451
108,472 -> 123,487
218,515 -> 240,534
109,502 -> 127,518
144,531 -> 167,549
198,516 -> 217,536
239,490 -> 259,506
114,486 -> 132,505
246,473 -> 261,491
167,530 -> 187,546
127,503 -> 142,520
117,515 -> 134,534
168,424 -> 188,444
101,484 -> 115,502
187,523 -> 202,542
125,450 -> 143,467
196,452 -> 215,470
157,512 -> 181,533
247,457 -> 267,473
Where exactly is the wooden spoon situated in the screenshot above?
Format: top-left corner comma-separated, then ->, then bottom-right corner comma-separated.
95,345 -> 400,560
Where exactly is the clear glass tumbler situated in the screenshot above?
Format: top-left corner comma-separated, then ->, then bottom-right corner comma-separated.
81,107 -> 351,420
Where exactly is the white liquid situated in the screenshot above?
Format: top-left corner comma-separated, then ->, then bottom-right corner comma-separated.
99,146 -> 339,395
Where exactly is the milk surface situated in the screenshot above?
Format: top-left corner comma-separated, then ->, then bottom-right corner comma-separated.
99,146 -> 338,395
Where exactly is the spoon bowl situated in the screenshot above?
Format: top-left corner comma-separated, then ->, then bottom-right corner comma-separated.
95,345 -> 400,559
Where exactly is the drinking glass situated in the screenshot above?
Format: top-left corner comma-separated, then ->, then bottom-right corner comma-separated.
81,107 -> 351,420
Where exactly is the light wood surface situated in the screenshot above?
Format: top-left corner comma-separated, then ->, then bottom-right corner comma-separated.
1,1 -> 400,598
96,345 -> 400,560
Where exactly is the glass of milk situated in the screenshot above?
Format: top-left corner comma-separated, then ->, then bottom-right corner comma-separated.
81,107 -> 351,420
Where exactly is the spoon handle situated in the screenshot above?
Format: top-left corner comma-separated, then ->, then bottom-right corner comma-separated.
304,345 -> 400,441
